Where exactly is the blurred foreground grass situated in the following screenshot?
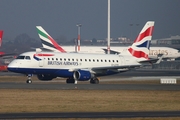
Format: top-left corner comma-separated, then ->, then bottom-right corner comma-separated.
0,76 -> 180,120
0,89 -> 180,113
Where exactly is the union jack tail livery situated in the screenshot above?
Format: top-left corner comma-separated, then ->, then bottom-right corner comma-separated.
0,30 -> 3,47
36,26 -> 66,53
128,21 -> 154,60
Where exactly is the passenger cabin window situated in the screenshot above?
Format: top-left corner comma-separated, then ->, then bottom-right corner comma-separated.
25,56 -> 31,60
16,56 -> 25,59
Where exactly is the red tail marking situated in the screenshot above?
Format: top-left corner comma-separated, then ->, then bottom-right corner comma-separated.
128,48 -> 149,60
134,26 -> 154,43
0,30 -> 4,47
47,36 -> 66,53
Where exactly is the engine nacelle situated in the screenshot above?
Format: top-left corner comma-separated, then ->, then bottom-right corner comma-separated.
37,74 -> 55,81
73,70 -> 92,81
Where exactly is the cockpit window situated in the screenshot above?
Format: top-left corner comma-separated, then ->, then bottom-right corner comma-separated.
16,56 -> 25,59
25,56 -> 31,60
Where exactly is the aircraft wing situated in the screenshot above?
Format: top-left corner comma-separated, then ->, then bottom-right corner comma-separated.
91,64 -> 141,73
31,47 -> 55,52
69,64 -> 141,74
101,48 -> 120,54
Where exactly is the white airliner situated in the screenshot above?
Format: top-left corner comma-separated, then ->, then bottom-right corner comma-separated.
8,21 -> 159,84
36,26 -> 180,61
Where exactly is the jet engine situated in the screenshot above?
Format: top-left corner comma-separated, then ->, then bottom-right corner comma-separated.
73,70 -> 93,81
37,74 -> 55,81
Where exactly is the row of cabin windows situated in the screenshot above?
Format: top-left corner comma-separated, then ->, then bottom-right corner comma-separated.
47,58 -> 119,63
15,56 -> 119,63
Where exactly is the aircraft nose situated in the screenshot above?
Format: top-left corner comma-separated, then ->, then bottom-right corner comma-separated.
7,61 -> 18,72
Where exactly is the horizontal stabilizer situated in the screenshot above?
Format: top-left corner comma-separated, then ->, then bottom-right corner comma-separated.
102,48 -> 120,54
138,54 -> 164,64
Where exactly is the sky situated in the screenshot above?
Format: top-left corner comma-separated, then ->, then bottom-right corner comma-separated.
0,0 -> 180,41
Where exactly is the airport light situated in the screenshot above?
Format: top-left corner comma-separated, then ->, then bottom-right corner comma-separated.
76,24 -> 82,52
107,0 -> 110,54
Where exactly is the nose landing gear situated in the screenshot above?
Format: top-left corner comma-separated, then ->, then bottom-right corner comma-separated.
26,74 -> 33,84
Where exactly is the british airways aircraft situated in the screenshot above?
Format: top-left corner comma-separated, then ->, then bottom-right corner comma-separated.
8,21 -> 158,84
36,24 -> 180,61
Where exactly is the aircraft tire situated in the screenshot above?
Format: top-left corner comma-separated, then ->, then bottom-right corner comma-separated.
66,78 -> 75,84
26,79 -> 32,84
90,78 -> 99,84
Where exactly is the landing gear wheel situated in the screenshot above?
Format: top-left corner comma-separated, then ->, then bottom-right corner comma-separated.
26,79 -> 32,84
90,77 -> 99,84
26,74 -> 33,84
66,78 -> 75,84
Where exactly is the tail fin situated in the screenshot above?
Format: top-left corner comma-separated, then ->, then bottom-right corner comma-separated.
128,21 -> 155,60
0,30 -> 4,47
36,26 -> 66,53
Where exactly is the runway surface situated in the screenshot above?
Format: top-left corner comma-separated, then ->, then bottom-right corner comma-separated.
1,82 -> 180,90
1,111 -> 180,119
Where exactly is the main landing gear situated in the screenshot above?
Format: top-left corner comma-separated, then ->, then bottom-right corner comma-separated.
26,74 -> 32,84
90,77 -> 99,84
66,78 -> 78,84
66,77 -> 99,84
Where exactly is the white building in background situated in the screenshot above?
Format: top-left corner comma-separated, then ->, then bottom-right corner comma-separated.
151,35 -> 180,45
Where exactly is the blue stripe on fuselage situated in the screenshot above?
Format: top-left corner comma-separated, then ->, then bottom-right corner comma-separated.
7,67 -> 120,78
7,67 -> 73,77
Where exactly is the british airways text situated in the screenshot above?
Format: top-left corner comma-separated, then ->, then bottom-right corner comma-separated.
48,61 -> 78,66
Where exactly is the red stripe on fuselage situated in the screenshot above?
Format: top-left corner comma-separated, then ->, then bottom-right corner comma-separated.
134,26 -> 154,43
34,54 -> 54,56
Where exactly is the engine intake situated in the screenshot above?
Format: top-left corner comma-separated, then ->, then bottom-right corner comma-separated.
73,70 -> 92,81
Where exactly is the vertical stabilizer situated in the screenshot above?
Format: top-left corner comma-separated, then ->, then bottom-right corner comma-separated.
36,26 -> 66,52
128,21 -> 155,60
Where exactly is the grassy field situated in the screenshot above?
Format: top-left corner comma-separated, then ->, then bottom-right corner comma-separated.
0,76 -> 180,120
1,89 -> 180,113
